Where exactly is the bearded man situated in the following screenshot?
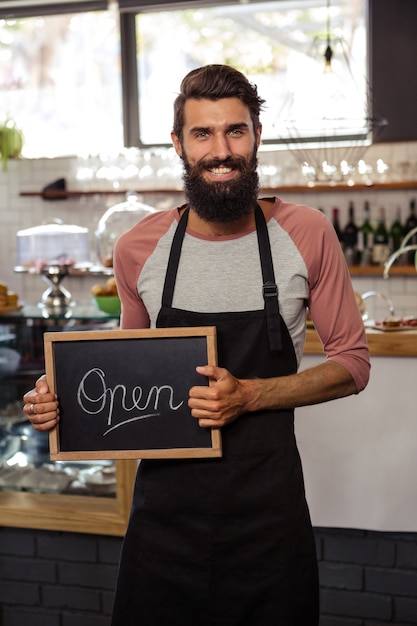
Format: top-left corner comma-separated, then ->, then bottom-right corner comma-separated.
24,64 -> 370,626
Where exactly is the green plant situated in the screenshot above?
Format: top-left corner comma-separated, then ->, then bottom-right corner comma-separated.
0,120 -> 24,171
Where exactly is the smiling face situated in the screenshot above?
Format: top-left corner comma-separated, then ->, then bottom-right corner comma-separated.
171,97 -> 262,224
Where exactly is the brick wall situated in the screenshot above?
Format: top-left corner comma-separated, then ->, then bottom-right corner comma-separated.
316,528 -> 417,625
1,526 -> 417,625
0,528 -> 122,626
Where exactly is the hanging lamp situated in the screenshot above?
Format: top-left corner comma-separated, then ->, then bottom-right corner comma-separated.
274,0 -> 388,184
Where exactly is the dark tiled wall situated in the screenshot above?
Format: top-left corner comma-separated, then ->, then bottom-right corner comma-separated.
1,526 -> 417,625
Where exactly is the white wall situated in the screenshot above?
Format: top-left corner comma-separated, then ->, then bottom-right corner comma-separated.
298,353 -> 417,532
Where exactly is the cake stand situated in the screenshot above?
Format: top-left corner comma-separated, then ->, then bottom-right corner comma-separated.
40,265 -> 73,315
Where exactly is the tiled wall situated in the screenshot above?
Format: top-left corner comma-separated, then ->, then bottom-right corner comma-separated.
0,156 -> 184,309
0,144 -> 416,320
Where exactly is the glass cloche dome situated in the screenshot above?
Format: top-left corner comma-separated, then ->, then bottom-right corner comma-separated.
95,193 -> 156,267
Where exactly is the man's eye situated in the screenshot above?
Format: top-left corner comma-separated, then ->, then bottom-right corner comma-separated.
229,129 -> 243,137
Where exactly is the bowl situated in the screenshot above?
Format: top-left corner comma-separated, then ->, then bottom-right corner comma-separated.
93,296 -> 121,316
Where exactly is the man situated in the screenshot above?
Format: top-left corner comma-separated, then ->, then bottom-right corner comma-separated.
24,64 -> 370,625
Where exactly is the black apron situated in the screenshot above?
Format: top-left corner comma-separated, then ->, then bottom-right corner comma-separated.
111,205 -> 319,626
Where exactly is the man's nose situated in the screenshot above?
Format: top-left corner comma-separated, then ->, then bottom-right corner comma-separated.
211,133 -> 232,160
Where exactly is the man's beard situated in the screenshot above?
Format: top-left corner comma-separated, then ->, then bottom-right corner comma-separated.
182,149 -> 260,223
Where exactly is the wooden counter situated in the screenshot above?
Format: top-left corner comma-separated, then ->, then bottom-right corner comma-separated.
304,327 -> 417,357
1,324 -> 415,535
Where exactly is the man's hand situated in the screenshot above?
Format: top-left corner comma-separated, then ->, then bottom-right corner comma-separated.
188,365 -> 252,428
23,374 -> 59,432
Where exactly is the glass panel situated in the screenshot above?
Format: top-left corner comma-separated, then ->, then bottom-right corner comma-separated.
0,8 -> 123,157
0,311 -> 119,498
135,0 -> 367,146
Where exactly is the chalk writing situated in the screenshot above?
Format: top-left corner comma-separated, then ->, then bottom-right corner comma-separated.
77,368 -> 184,436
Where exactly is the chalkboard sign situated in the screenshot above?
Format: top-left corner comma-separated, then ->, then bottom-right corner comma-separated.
44,327 -> 221,460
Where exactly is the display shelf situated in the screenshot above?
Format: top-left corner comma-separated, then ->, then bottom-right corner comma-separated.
20,188 -> 179,198
18,180 -> 417,199
0,461 -> 136,536
0,307 -> 137,536
262,181 -> 417,193
14,264 -> 113,277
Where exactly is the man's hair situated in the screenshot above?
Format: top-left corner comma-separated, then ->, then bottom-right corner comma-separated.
173,64 -> 266,141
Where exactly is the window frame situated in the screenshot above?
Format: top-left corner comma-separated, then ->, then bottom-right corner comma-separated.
0,1 -> 108,19
120,0 -> 372,149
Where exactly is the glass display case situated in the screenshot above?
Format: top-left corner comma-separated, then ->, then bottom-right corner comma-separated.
0,305 -> 137,535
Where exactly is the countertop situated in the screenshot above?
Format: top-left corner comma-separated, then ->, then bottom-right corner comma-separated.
2,307 -> 416,357
304,326 -> 417,357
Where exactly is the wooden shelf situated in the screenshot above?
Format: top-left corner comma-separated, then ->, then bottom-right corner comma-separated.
19,180 -> 417,199
263,180 -> 417,193
19,189 -> 182,199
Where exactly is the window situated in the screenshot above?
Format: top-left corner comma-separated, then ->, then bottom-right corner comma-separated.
131,0 -> 367,147
0,5 -> 123,158
0,0 -> 368,157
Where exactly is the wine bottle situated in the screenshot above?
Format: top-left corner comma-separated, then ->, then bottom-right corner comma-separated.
389,207 -> 405,264
404,198 -> 417,264
331,207 -> 343,244
342,201 -> 359,265
358,200 -> 374,266
372,207 -> 390,265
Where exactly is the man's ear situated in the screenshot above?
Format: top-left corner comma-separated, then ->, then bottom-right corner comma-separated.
171,131 -> 183,158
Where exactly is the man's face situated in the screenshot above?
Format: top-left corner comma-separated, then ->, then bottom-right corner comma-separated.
171,98 -> 262,223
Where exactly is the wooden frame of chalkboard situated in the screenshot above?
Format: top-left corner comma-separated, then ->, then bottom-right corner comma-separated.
44,326 -> 221,460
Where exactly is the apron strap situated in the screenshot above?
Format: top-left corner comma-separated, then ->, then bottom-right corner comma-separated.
254,203 -> 283,351
161,206 -> 190,308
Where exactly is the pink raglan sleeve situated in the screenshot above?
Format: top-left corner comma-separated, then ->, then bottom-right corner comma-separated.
301,208 -> 370,392
113,229 -> 151,330
113,208 -> 178,331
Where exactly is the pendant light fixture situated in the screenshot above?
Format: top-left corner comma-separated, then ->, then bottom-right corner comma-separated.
275,0 -> 387,184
